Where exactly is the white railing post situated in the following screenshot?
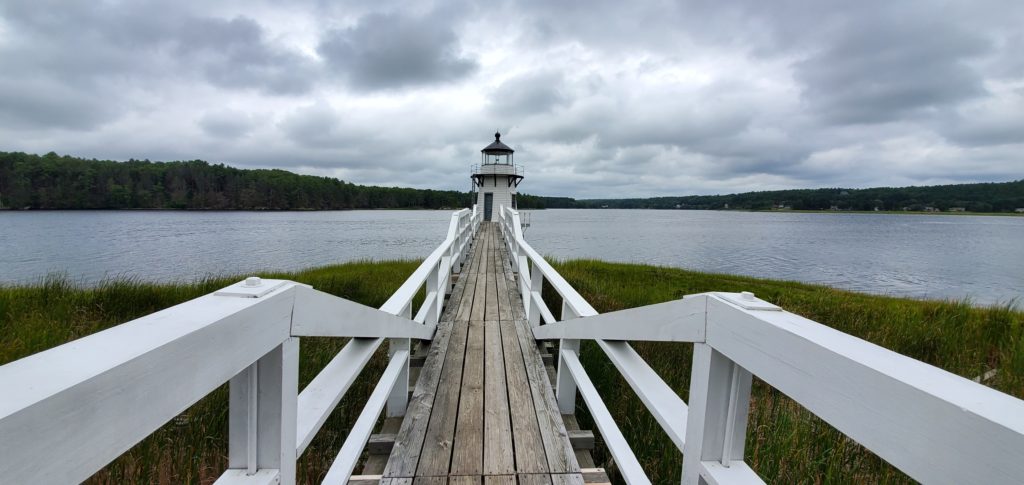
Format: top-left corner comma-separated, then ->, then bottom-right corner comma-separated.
228,338 -> 299,484
528,266 -> 543,327
427,263 -> 441,324
681,343 -> 753,485
387,303 -> 413,417
555,302 -> 581,414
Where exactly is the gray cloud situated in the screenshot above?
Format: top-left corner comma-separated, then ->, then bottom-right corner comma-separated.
318,11 -> 477,91
794,16 -> 990,125
199,109 -> 257,139
488,71 -> 570,117
0,0 -> 1021,198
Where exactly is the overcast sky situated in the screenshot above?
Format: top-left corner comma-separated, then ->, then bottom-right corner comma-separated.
1,0 -> 1022,198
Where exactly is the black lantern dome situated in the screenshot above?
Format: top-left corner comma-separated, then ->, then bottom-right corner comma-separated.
481,132 -> 514,165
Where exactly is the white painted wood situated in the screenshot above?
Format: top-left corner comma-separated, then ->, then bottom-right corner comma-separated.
321,350 -> 409,485
527,265 -> 544,326
532,296 -> 707,342
296,338 -> 382,456
712,292 -> 779,312
215,278 -> 292,298
387,299 -> 413,418
380,209 -> 473,317
0,284 -> 297,484
560,350 -> 651,485
291,286 -> 435,339
705,295 -> 1024,484
681,343 -> 752,485
531,291 -> 556,325
698,461 -> 764,485
228,339 -> 300,484
214,468 -> 281,485
556,338 -> 580,415
501,207 -> 597,318
413,293 -> 437,324
596,340 -> 688,451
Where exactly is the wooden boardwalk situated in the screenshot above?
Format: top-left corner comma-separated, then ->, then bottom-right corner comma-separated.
371,224 -> 592,485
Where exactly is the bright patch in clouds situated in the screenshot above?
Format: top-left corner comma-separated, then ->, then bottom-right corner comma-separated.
0,0 -> 1021,198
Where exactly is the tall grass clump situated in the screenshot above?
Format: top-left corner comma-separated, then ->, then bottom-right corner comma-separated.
3,259 -> 1021,483
0,260 -> 421,484
550,259 -> 1024,484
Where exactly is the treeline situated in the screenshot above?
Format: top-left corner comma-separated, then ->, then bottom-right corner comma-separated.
532,181 -> 1024,212
0,151 -> 478,210
3,151 -> 1021,212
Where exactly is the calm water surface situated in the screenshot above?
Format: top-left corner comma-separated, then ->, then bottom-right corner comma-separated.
1,209 -> 1021,305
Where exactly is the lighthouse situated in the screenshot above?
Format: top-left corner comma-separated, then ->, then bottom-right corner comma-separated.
472,131 -> 523,221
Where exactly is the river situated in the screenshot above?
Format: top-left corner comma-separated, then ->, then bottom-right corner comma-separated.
1,209 -> 1021,305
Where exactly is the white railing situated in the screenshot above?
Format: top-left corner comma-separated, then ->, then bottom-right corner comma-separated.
0,206 -> 482,485
498,205 -> 1024,485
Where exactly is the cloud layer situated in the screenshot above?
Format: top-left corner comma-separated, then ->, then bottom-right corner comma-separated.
1,0 -> 1021,198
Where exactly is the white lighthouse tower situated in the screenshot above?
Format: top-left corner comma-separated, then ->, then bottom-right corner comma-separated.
472,132 -> 523,221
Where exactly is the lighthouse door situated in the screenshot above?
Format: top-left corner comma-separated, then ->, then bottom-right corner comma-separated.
484,193 -> 493,221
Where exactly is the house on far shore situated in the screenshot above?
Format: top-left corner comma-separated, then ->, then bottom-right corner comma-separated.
948,207 -> 966,212
1016,208 -> 1024,213
924,206 -> 939,212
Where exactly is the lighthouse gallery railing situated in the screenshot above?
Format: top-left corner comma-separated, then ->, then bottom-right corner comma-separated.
498,205 -> 1024,485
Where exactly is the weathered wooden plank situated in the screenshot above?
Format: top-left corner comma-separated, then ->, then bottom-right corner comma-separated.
451,321 -> 485,475
484,233 -> 500,322
448,476 -> 481,485
469,230 -> 490,323
382,321 -> 458,477
483,320 -> 515,475
498,248 -> 527,322
494,250 -> 513,322
441,251 -> 475,323
482,476 -> 515,485
550,474 -> 586,485
513,319 -> 580,475
379,478 -> 413,485
517,474 -> 553,485
500,319 -> 549,474
455,234 -> 484,321
412,478 -> 445,485
382,222 -> 482,476
415,318 -> 470,476
579,468 -> 611,485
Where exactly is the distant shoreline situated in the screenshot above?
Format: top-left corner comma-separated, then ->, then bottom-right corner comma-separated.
3,207 -> 1022,216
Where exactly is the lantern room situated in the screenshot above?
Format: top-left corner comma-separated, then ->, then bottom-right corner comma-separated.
472,132 -> 524,221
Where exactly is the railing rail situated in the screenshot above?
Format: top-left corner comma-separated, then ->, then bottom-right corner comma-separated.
498,204 -> 1024,485
0,205 -> 483,485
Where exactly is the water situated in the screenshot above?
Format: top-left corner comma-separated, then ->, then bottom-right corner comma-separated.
1,209 -> 1021,305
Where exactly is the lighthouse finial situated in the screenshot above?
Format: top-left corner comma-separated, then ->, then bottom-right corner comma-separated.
495,131 -> 501,141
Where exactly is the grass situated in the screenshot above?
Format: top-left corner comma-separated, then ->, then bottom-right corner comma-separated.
549,259 -> 1024,484
2,260 -> 1022,483
0,261 -> 423,484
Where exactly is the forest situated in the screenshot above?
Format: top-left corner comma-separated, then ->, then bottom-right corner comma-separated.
0,151 -> 474,210
1,151 -> 1021,212
542,181 -> 1024,212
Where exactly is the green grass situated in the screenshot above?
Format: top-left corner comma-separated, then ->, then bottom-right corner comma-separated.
0,261 -> 423,484
549,259 -> 1024,484
2,260 -> 1022,484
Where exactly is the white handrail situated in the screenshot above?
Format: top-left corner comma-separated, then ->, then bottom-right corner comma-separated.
0,206 -> 482,485
498,205 -> 1024,485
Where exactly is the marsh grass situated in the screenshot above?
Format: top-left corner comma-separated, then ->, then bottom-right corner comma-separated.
2,259 -> 1021,483
550,259 -> 1024,484
0,260 -> 422,484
